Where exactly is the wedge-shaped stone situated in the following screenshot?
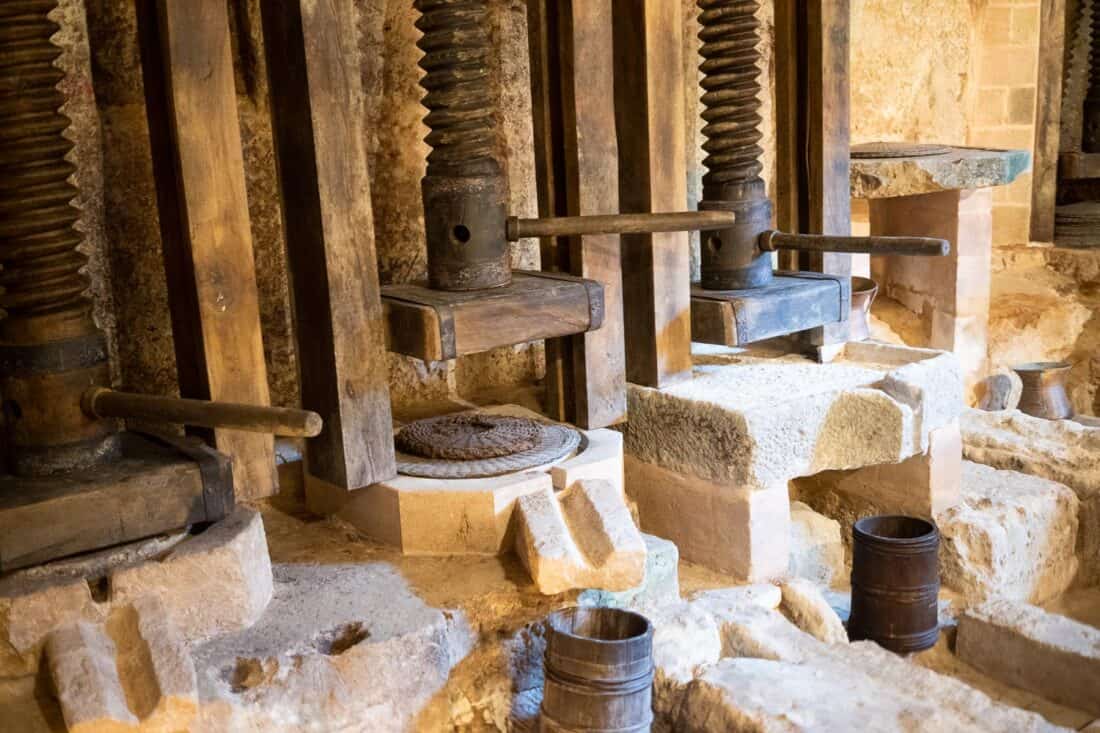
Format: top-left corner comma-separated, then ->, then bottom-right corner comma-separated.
958,600 -> 1100,717
46,622 -> 137,733
779,578 -> 848,644
515,480 -> 646,594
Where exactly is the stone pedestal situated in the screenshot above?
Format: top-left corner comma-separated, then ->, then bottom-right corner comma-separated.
851,145 -> 1029,398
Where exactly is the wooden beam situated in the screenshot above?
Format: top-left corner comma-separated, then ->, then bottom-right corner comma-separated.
137,0 -> 276,498
774,0 -> 852,352
612,0 -> 692,388
1031,0 -> 1067,241
260,0 -> 396,490
528,0 -> 627,428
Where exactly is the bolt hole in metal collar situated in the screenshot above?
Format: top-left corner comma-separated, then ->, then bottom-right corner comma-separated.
394,412 -> 583,479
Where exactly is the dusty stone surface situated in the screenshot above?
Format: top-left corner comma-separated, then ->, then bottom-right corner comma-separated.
939,462 -> 1078,604
111,508 -> 274,643
962,408 -> 1100,583
779,579 -> 848,644
514,480 -> 646,595
850,146 -> 1030,199
978,369 -> 1024,411
958,600 -> 1100,717
46,622 -> 136,733
789,501 -> 845,586
0,578 -> 105,678
624,342 -> 961,491
192,563 -> 475,732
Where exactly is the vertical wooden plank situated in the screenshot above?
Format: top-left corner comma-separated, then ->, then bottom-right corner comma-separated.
529,0 -> 627,428
613,0 -> 692,388
774,0 -> 852,350
260,0 -> 396,490
1030,0 -> 1066,242
137,0 -> 276,498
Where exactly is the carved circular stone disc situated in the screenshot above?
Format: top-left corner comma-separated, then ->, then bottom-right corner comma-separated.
851,142 -> 952,159
395,414 -> 582,479
396,414 -> 543,460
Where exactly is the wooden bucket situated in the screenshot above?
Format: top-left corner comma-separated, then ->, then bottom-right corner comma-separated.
540,607 -> 654,732
848,515 -> 940,653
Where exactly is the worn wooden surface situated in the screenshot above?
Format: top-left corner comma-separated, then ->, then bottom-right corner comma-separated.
137,0 -> 276,498
691,273 -> 848,347
613,0 -> 692,388
1059,150 -> 1100,180
0,433 -> 233,572
528,0 -> 627,429
383,271 -> 603,361
1031,0 -> 1067,241
774,0 -> 852,351
261,0 -> 396,490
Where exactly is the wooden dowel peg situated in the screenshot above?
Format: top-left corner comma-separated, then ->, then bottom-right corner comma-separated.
83,388 -> 323,438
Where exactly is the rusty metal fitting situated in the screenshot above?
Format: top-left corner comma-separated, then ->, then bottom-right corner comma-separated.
699,197 -> 773,290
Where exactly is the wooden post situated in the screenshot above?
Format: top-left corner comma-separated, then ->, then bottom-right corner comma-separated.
260,0 -> 396,490
612,0 -> 692,389
528,0 -> 627,428
137,0 -> 277,498
775,0 -> 852,354
1029,0 -> 1067,242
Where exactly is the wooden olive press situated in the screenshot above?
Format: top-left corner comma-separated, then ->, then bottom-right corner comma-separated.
0,0 -> 320,572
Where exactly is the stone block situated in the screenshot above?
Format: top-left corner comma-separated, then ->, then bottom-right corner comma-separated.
515,480 -> 646,595
793,421 -> 962,519
962,407 -> 1100,583
625,456 -> 789,581
0,577 -> 104,678
191,563 -> 474,732
46,622 -> 136,733
779,579 -> 848,644
939,462 -> 1078,604
308,407 -> 622,557
789,501 -> 845,586
110,507 -> 274,643
578,533 -> 679,609
958,600 -> 1100,717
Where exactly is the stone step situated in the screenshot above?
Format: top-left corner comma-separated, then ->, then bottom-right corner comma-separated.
957,600 -> 1100,718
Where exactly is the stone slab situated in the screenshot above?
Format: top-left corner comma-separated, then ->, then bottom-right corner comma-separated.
779,578 -> 848,644
962,408 -> 1100,584
191,563 -> 475,732
308,405 -> 623,556
789,501 -> 844,586
958,600 -> 1100,717
578,533 -> 679,609
850,145 -> 1030,199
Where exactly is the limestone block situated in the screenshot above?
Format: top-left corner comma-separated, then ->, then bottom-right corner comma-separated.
962,407 -> 1100,583
624,343 -> 960,491
958,600 -> 1100,717
110,508 -> 274,643
644,601 -> 723,719
779,579 -> 848,644
625,456 -> 789,581
578,533 -> 680,609
978,369 -> 1023,411
789,501 -> 844,586
0,577 -> 104,677
46,622 -> 136,733
514,480 -> 646,595
191,564 -> 474,732
688,584 -> 783,615
794,420 -> 962,520
850,146 -> 1030,199
939,462 -> 1078,605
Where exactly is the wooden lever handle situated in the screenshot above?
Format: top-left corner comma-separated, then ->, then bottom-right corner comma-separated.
506,211 -> 736,240
759,231 -> 950,256
82,388 -> 323,438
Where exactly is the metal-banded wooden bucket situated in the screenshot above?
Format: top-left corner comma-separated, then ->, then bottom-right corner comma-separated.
848,515 -> 940,653
540,607 -> 654,732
